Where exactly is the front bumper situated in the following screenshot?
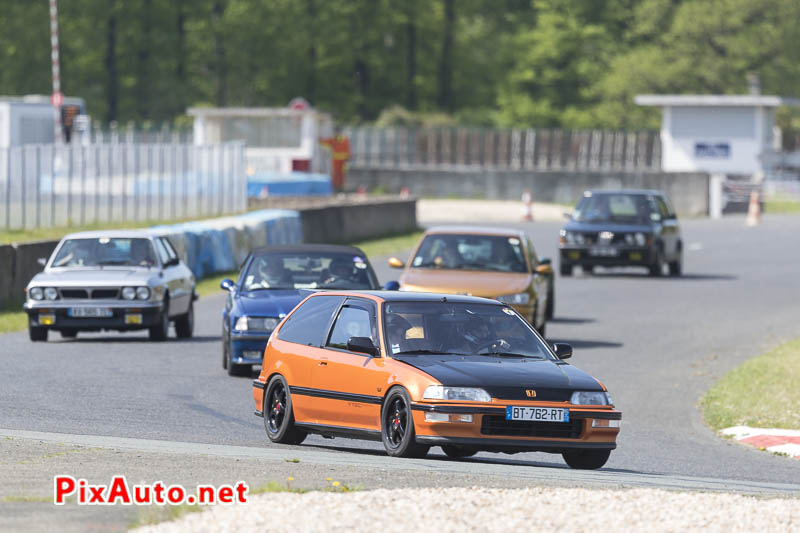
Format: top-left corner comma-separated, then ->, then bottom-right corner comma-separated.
410,402 -> 620,453
24,300 -> 163,331
230,331 -> 271,364
560,245 -> 656,267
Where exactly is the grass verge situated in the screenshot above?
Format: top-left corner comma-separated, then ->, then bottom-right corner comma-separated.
0,307 -> 28,335
349,230 -> 423,258
765,200 -> 800,214
701,338 -> 800,431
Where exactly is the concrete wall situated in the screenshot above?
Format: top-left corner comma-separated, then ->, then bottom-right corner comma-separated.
299,199 -> 417,244
349,167 -> 709,217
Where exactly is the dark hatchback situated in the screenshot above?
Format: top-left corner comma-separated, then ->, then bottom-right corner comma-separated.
220,244 -> 381,375
559,190 -> 682,277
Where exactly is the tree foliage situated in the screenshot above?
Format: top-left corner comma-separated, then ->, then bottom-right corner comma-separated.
0,0 -> 798,129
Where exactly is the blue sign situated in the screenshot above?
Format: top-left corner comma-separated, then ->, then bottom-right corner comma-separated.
695,142 -> 730,158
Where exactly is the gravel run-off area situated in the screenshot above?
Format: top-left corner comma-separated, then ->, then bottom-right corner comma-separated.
135,486 -> 800,533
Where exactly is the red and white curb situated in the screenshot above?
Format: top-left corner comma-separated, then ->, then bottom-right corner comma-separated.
721,426 -> 800,459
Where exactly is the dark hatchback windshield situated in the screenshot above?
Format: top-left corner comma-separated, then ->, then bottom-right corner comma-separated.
52,238 -> 157,268
410,234 -> 527,273
573,193 -> 658,224
384,301 -> 553,359
241,252 -> 379,291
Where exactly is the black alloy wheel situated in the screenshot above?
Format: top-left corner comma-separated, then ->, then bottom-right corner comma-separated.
149,299 -> 170,341
29,325 -> 47,342
562,449 -> 611,470
441,445 -> 477,459
175,300 -> 194,338
263,375 -> 306,444
381,388 -> 429,458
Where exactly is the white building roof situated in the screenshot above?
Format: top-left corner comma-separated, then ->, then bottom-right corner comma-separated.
187,107 -> 318,117
634,94 -> 800,108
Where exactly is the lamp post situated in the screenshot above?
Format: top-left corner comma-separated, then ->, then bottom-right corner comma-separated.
49,0 -> 62,145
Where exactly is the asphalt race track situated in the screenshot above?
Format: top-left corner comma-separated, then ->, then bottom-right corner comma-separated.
2,215 -> 799,492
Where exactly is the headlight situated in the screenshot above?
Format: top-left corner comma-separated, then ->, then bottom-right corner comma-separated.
29,287 -> 44,300
135,287 -> 150,300
497,293 -> 530,305
122,287 -> 137,300
423,385 -> 492,402
634,232 -> 647,246
570,391 -> 611,406
234,316 -> 280,332
624,233 -> 635,245
44,287 -> 59,300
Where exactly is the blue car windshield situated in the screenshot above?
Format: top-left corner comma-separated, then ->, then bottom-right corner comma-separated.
384,301 -> 554,359
241,252 -> 378,291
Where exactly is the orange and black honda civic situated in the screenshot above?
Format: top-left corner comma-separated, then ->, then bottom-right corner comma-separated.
252,291 -> 620,469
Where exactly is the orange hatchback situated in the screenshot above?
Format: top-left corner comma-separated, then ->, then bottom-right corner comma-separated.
388,227 -> 554,335
252,291 -> 620,469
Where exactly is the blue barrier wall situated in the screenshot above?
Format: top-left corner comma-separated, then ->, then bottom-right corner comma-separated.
149,209 -> 302,278
247,172 -> 332,197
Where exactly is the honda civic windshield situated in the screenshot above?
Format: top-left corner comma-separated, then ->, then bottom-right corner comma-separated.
383,301 -> 554,359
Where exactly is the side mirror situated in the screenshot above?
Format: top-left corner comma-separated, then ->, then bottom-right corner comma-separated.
383,280 -> 400,291
553,342 -> 572,360
388,257 -> 405,269
347,336 -> 379,356
536,264 -> 553,275
539,258 -> 552,266
37,258 -> 47,267
220,278 -> 235,292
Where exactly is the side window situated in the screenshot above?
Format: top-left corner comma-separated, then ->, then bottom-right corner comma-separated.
327,305 -> 376,351
278,295 -> 344,347
160,238 -> 179,262
153,238 -> 171,266
526,237 -> 538,269
656,198 -> 670,219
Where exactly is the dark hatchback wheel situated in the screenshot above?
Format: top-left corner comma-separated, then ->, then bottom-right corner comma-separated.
669,250 -> 683,277
562,449 -> 610,470
29,326 -> 47,342
60,329 -> 77,339
263,375 -> 306,445
559,263 -> 572,276
175,300 -> 194,338
381,388 -> 429,458
149,300 -> 170,341
441,445 -> 477,459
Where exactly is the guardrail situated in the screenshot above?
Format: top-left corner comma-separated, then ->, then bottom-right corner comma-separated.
0,142 -> 246,230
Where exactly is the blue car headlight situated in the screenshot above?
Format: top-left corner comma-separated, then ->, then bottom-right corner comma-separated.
234,316 -> 280,332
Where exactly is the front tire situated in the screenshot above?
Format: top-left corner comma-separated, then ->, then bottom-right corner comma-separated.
562,449 -> 610,470
149,300 -> 170,341
29,326 -> 47,342
441,445 -> 477,459
175,300 -> 194,338
545,283 -> 555,320
60,329 -> 77,339
648,249 -> 666,277
669,250 -> 683,277
381,388 -> 429,458
559,263 -> 572,276
263,375 -> 307,445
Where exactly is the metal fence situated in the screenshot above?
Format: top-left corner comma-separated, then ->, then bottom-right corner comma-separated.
0,142 -> 246,230
344,126 -> 662,171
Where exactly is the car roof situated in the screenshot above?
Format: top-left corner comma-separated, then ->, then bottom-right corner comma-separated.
585,189 -> 666,197
60,230 -> 156,240
423,226 -> 527,238
308,290 -> 501,305
249,243 -> 368,256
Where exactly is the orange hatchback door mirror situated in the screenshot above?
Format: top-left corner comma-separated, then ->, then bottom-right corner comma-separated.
347,336 -> 379,356
388,257 -> 405,268
536,264 -> 553,275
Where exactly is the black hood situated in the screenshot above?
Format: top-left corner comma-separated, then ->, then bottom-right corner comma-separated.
394,354 -> 603,402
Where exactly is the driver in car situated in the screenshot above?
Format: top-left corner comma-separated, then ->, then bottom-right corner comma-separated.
320,258 -> 355,287
256,256 -> 292,288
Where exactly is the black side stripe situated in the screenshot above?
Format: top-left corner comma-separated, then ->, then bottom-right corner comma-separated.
290,386 -> 382,405
252,380 -> 266,390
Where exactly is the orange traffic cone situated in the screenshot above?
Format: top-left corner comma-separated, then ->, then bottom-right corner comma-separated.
746,190 -> 761,226
400,186 -> 410,198
521,190 -> 534,221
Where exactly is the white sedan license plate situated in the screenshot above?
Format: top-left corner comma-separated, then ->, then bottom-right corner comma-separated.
505,406 -> 570,423
68,307 -> 113,318
588,247 -> 618,257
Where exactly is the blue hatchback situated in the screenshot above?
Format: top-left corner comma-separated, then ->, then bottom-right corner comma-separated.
220,244 -> 381,375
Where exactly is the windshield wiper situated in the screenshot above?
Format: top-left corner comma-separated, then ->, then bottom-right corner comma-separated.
393,349 -> 446,356
476,351 -> 544,359
96,260 -> 131,266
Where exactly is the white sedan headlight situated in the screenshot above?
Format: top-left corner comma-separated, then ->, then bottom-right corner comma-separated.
570,391 -> 612,406
135,286 -> 150,300
121,287 -> 137,300
497,293 -> 530,305
44,287 -> 59,300
234,317 -> 280,332
423,386 -> 492,402
29,287 -> 44,300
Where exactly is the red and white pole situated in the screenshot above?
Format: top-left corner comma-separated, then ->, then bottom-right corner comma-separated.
49,0 -> 63,145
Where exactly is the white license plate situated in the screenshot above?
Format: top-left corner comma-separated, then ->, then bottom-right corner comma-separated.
505,406 -> 570,423
588,247 -> 618,257
68,307 -> 113,318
